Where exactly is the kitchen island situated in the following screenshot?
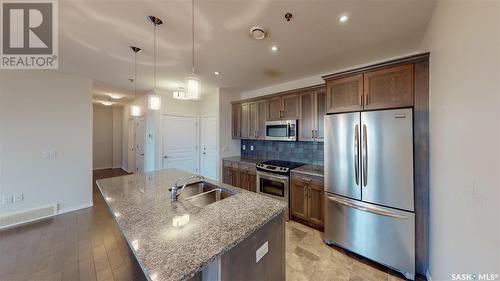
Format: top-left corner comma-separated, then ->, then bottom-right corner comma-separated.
96,169 -> 287,281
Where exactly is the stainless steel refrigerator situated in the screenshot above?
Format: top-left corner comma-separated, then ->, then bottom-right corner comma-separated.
324,108 -> 415,280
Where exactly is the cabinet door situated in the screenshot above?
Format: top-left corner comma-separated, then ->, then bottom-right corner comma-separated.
229,167 -> 239,187
256,100 -> 267,140
268,97 -> 282,121
247,173 -> 256,192
307,184 -> 324,228
290,181 -> 308,220
282,94 -> 299,120
299,91 -> 315,141
240,103 -> 250,139
363,64 -> 414,110
248,102 -> 258,139
315,89 -> 326,141
239,170 -> 249,190
326,74 -> 364,113
232,104 -> 242,138
223,167 -> 232,185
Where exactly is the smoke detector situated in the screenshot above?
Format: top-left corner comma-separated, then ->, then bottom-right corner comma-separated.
250,26 -> 267,40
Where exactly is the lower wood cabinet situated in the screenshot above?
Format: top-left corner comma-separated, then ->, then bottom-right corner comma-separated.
222,160 -> 257,192
290,173 -> 324,230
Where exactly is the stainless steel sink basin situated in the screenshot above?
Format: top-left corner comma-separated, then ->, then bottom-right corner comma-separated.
170,181 -> 234,207
170,181 -> 218,198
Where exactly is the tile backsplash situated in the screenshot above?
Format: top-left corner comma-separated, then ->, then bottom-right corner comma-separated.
241,140 -> 324,165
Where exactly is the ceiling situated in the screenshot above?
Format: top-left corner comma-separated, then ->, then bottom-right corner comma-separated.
58,0 -> 436,102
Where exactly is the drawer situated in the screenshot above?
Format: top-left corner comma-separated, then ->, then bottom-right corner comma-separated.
239,163 -> 256,174
292,173 -> 323,188
324,194 -> 415,278
223,160 -> 239,169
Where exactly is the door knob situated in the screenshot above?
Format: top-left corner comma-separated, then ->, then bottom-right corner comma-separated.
163,155 -> 168,159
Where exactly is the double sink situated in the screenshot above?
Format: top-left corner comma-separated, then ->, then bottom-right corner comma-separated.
173,181 -> 233,208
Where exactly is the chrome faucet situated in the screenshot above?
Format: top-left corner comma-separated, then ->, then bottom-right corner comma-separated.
171,174 -> 205,201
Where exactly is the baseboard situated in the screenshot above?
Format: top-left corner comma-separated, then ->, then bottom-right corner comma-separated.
426,270 -> 432,281
93,166 -> 112,171
57,202 -> 93,215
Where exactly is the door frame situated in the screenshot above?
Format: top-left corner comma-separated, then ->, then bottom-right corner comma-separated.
160,113 -> 200,173
127,117 -> 136,173
200,115 -> 219,180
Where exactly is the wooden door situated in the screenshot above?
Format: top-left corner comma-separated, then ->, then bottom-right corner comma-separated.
315,89 -> 326,141
299,91 -> 315,141
232,104 -> 242,138
248,102 -> 258,139
282,94 -> 299,120
290,181 -> 308,220
256,100 -> 267,140
307,184 -> 324,228
267,97 -> 282,121
200,116 -> 217,180
240,103 -> 250,139
326,74 -> 364,113
363,64 -> 414,110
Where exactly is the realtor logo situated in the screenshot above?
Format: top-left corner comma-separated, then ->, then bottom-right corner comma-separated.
1,0 -> 58,69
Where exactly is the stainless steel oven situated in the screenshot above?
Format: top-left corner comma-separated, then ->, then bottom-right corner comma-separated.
265,120 -> 297,141
256,171 -> 290,219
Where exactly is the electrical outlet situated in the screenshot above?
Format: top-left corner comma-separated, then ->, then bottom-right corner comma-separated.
242,145 -> 246,150
2,195 -> 13,205
250,145 -> 254,151
14,193 -> 24,202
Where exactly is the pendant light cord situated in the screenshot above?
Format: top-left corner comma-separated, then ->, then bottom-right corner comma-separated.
134,52 -> 137,99
153,23 -> 157,90
191,0 -> 195,74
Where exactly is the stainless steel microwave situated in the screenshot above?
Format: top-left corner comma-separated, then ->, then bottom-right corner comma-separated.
265,120 -> 297,141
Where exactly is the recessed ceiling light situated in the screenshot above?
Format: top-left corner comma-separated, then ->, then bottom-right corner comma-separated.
101,101 -> 113,106
214,71 -> 220,75
250,26 -> 267,40
271,45 -> 279,52
339,14 -> 349,23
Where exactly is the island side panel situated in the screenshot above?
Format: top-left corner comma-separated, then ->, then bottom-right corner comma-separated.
220,212 -> 286,281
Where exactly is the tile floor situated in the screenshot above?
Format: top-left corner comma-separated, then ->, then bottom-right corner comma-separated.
0,169 -> 420,281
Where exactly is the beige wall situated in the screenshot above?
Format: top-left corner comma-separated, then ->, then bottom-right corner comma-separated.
419,1 -> 499,279
93,105 -> 113,169
0,71 -> 93,214
92,105 -> 123,170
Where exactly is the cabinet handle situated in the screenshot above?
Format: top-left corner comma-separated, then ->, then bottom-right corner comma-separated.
301,177 -> 312,182
364,93 -> 369,106
311,129 -> 315,139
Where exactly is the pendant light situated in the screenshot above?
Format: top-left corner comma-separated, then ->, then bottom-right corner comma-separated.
130,46 -> 142,117
173,87 -> 189,100
147,16 -> 162,110
185,0 -> 201,100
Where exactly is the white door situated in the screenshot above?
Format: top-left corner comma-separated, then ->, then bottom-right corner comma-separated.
161,115 -> 199,173
200,116 -> 217,180
135,117 -> 145,172
128,118 -> 136,173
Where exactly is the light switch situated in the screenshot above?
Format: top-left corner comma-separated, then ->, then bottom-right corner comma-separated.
256,241 -> 269,263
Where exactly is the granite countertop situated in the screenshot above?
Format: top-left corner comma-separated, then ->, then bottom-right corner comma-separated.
222,156 -> 265,165
96,169 -> 287,281
292,164 -> 324,177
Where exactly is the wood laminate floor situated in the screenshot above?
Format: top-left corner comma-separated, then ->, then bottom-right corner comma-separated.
0,169 -> 422,281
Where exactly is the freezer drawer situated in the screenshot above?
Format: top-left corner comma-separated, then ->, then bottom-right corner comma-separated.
324,193 -> 415,280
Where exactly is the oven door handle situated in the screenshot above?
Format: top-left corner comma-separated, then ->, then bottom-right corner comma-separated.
257,171 -> 289,182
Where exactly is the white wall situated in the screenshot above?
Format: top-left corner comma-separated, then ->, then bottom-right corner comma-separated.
0,71 -> 93,215
419,1 -> 500,279
218,88 -> 241,179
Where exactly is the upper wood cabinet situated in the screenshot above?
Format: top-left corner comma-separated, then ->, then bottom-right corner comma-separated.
299,88 -> 326,142
326,74 -> 363,113
325,64 -> 414,113
267,94 -> 299,121
232,104 -> 242,138
235,100 -> 267,140
256,100 -> 268,140
363,64 -> 414,110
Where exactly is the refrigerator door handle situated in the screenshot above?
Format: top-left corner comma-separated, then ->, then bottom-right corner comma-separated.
362,124 -> 368,187
354,125 -> 359,185
326,196 -> 408,219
